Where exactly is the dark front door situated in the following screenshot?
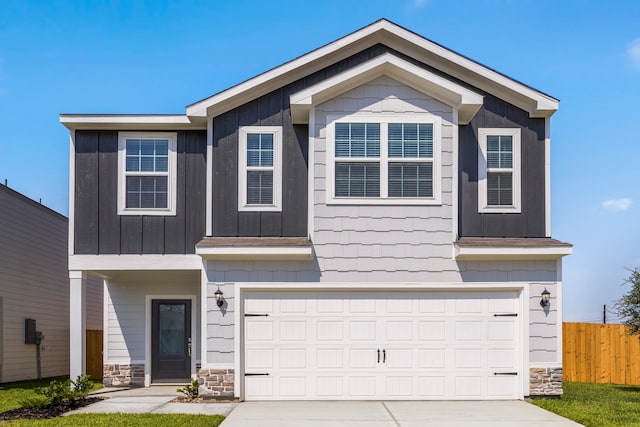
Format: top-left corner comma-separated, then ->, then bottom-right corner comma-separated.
151,299 -> 191,382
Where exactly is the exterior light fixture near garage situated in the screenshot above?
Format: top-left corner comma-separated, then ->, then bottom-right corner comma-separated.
215,288 -> 224,308
540,288 -> 551,308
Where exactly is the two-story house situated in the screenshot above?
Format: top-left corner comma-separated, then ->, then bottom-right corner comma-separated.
61,19 -> 571,400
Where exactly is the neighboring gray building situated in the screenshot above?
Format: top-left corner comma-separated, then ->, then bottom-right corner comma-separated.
62,19 -> 571,400
0,183 -> 102,383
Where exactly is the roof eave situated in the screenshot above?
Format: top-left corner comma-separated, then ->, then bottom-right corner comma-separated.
59,114 -> 208,130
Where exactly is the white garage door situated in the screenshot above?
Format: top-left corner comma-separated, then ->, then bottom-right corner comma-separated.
243,290 -> 521,400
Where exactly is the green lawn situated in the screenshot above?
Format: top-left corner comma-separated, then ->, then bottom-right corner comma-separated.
0,379 -> 224,426
532,381 -> 640,427
3,414 -> 225,426
0,378 -> 102,413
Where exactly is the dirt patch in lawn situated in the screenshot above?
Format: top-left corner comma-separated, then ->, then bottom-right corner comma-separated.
0,397 -> 103,420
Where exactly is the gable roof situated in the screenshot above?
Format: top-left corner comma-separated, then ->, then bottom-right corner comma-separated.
186,19 -> 558,119
289,52 -> 484,125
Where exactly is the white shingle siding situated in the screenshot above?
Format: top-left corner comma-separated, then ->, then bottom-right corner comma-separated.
312,76 -> 457,282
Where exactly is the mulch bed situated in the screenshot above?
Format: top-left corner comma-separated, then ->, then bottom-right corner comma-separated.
0,397 -> 103,420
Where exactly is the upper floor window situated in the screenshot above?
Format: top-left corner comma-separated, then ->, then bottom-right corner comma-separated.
117,132 -> 177,216
238,126 -> 282,212
327,115 -> 441,205
477,128 -> 521,213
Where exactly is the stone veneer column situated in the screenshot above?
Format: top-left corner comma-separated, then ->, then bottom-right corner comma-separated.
103,364 -> 145,387
529,367 -> 563,396
198,368 -> 235,398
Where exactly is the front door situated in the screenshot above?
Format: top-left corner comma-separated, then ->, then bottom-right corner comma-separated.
151,299 -> 191,382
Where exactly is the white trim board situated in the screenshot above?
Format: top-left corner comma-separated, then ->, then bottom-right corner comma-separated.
69,255 -> 203,271
195,246 -> 313,260
454,245 -> 573,260
60,115 -> 207,130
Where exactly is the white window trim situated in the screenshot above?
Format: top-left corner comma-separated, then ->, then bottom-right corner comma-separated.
117,132 -> 177,216
238,126 -> 283,212
477,127 -> 521,213
326,114 -> 442,205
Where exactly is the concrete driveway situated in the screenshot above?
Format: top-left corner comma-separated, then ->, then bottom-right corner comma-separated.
220,401 -> 582,427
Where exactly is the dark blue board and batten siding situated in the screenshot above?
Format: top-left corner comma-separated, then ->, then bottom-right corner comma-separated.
459,94 -> 546,238
74,130 -> 207,254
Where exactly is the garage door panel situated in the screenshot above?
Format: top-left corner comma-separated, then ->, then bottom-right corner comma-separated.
316,376 -> 344,397
487,349 -> 516,368
317,320 -> 344,340
419,321 -> 446,340
487,376 -> 518,397
455,349 -> 483,368
418,297 -> 446,313
419,349 -> 446,368
246,320 -> 273,341
279,321 -> 306,341
279,376 -> 306,397
246,348 -> 273,369
317,348 -> 345,368
455,321 -> 483,340
348,320 -> 377,341
349,348 -> 378,368
280,348 -> 307,369
244,290 -> 521,400
386,321 -> 413,341
455,376 -> 483,397
349,376 -> 377,396
418,376 -> 446,397
488,321 -> 516,341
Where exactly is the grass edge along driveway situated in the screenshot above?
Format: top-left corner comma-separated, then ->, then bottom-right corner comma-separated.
531,381 -> 640,427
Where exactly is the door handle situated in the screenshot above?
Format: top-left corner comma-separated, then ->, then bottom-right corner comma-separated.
383,349 -> 386,363
187,337 -> 192,357
377,349 -> 380,363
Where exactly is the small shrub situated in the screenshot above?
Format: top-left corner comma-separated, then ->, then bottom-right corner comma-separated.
18,396 -> 51,409
177,378 -> 200,399
35,379 -> 74,406
34,375 -> 92,407
71,375 -> 92,400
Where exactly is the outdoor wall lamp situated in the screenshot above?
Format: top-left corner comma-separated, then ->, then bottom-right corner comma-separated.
214,288 -> 224,308
540,288 -> 551,308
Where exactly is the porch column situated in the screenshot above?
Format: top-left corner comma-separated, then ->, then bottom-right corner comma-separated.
69,270 -> 86,379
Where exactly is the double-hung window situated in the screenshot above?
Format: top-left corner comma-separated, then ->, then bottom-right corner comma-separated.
477,128 -> 521,213
328,115 -> 441,205
118,132 -> 177,215
238,126 -> 283,211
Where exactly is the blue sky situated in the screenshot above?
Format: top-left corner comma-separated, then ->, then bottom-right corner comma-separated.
1,1 -> 638,322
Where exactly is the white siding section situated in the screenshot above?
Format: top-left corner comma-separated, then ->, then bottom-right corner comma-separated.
0,188 -> 66,382
104,271 -> 200,363
313,76 -> 457,282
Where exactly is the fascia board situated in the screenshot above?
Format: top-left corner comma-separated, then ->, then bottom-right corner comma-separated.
195,246 -> 313,260
454,245 -> 573,260
60,115 -> 207,130
290,53 -> 483,124
186,20 -> 556,121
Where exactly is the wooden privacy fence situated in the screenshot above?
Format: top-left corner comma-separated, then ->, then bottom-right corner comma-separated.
86,330 -> 103,380
563,322 -> 640,385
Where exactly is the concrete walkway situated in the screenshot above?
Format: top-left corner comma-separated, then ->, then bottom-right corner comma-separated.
65,386 -> 236,416
220,401 -> 583,427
